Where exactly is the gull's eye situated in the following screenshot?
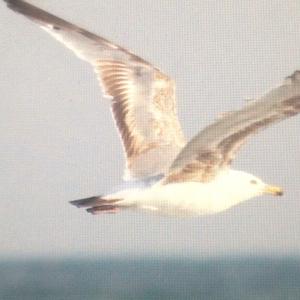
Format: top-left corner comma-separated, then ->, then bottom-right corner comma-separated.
250,179 -> 258,185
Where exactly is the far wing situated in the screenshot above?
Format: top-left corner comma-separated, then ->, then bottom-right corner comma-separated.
164,71 -> 300,184
5,0 -> 185,179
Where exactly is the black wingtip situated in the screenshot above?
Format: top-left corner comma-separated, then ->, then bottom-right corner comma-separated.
4,0 -> 24,9
285,70 -> 300,82
4,0 -> 34,16
3,0 -> 77,33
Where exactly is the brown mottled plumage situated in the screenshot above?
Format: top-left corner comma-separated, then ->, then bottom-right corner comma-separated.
4,0 -> 185,180
4,0 -> 300,196
166,72 -> 300,184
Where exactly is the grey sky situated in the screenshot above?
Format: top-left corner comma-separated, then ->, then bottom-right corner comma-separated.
1,0 -> 300,258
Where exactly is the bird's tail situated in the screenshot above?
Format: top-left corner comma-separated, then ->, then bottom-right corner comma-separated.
70,196 -> 124,214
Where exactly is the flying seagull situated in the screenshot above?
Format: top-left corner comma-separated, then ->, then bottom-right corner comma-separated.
5,0 -> 300,216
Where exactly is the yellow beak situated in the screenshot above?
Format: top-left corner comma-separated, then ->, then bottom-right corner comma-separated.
264,185 -> 283,196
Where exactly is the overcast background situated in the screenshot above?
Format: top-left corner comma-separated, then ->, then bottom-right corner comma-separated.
1,0 -> 300,258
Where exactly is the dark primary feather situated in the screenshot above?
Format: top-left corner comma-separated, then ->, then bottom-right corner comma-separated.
4,0 -> 185,180
6,1 -> 299,185
3,0 -> 150,67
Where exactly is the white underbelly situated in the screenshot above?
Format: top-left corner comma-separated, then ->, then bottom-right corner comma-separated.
125,182 -> 227,216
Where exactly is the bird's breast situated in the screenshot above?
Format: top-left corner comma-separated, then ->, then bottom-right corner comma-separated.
132,182 -> 220,215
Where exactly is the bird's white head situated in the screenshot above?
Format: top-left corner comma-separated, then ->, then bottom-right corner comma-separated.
221,169 -> 283,203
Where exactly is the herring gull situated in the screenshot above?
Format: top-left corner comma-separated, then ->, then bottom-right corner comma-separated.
5,0 -> 300,216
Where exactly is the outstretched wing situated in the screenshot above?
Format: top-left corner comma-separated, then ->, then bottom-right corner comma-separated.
164,71 -> 300,184
5,0 -> 185,179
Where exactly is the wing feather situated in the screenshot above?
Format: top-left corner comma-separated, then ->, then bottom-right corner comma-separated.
5,0 -> 185,179
164,71 -> 300,184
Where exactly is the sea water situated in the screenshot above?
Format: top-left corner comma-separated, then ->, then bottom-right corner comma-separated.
1,257 -> 299,300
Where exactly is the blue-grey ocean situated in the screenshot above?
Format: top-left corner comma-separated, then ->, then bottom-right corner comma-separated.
1,257 -> 300,300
